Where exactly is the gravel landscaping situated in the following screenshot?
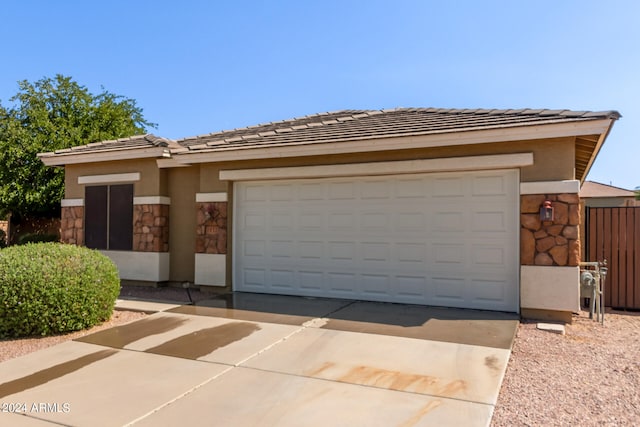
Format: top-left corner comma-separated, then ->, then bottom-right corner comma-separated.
492,309 -> 640,426
1,285 -> 638,426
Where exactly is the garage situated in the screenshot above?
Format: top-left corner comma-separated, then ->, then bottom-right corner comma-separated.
233,169 -> 519,312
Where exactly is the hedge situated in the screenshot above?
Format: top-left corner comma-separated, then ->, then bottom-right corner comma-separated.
0,243 -> 120,338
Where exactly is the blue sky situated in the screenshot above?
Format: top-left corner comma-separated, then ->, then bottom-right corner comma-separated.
1,1 -> 638,190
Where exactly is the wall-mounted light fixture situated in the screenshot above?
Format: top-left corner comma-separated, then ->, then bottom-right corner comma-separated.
540,200 -> 554,221
203,205 -> 215,222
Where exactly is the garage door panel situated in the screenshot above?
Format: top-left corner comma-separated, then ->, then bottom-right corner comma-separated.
299,212 -> 323,229
270,184 -> 294,200
271,270 -> 295,290
470,279 -> 507,303
234,170 -> 519,312
396,178 -> 426,198
243,268 -> 267,289
395,242 -> 428,264
329,213 -> 355,229
328,241 -> 356,261
395,212 -> 426,231
472,174 -> 509,196
433,176 -> 465,197
327,272 -> 357,294
361,242 -> 390,262
433,210 -> 466,232
362,180 -> 391,199
271,211 -> 293,229
361,274 -> 390,296
299,271 -> 324,290
271,240 -> 294,258
329,182 -> 356,199
394,276 -> 427,299
432,277 -> 466,302
361,212 -> 389,229
471,211 -> 509,232
242,184 -> 268,201
472,244 -> 507,267
243,212 -> 266,229
433,243 -> 465,265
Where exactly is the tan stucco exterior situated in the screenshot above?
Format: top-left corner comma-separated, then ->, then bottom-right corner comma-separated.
167,166 -> 199,282
64,159 -> 167,199
210,137 -> 576,186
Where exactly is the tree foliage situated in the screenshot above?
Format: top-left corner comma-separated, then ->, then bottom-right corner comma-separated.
0,75 -> 156,218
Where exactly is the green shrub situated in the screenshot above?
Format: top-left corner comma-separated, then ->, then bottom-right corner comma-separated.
0,230 -> 6,248
0,243 -> 120,338
17,232 -> 59,245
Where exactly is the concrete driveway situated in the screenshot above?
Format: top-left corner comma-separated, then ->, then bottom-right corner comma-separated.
0,293 -> 518,427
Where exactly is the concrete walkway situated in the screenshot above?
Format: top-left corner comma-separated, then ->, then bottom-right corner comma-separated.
0,294 -> 518,427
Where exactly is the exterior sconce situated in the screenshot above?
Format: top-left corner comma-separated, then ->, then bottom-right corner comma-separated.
203,205 -> 215,221
540,200 -> 554,221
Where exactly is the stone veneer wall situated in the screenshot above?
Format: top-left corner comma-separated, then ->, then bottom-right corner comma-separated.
196,202 -> 227,254
520,193 -> 580,267
133,204 -> 169,252
61,206 -> 84,245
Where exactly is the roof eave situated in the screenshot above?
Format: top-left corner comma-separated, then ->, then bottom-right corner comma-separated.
38,147 -> 170,166
577,117 -> 619,184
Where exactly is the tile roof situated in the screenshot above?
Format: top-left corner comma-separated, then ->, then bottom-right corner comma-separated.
38,108 -> 620,159
177,108 -> 621,153
41,134 -> 178,156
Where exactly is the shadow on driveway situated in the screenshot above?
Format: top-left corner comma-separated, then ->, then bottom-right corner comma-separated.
169,292 -> 519,349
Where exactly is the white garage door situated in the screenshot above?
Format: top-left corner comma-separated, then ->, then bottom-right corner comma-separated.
233,169 -> 519,312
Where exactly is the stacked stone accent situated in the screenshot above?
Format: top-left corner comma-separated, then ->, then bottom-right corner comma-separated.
61,206 -> 84,245
196,202 -> 227,254
133,204 -> 169,252
520,194 -> 580,267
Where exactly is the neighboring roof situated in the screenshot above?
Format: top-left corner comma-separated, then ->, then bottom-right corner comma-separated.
38,108 -> 620,174
177,108 -> 620,152
580,181 -> 636,198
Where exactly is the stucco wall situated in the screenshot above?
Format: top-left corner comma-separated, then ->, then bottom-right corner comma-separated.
199,164 -> 228,193
64,159 -> 166,198
167,166 -> 199,282
212,136 -> 576,183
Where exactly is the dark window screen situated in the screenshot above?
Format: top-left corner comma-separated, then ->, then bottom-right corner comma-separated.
85,186 -> 108,249
108,184 -> 133,250
84,184 -> 133,250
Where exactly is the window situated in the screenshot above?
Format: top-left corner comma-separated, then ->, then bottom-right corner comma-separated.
85,184 -> 133,250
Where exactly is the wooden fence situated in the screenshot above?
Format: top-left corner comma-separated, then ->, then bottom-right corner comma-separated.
585,207 -> 640,309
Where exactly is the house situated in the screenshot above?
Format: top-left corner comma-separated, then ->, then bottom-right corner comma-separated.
580,181 -> 639,207
579,181 -> 639,310
39,108 -> 620,322
579,180 -> 638,263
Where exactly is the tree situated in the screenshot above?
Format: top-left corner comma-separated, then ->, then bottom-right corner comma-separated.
0,75 -> 156,219
635,186 -> 640,201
